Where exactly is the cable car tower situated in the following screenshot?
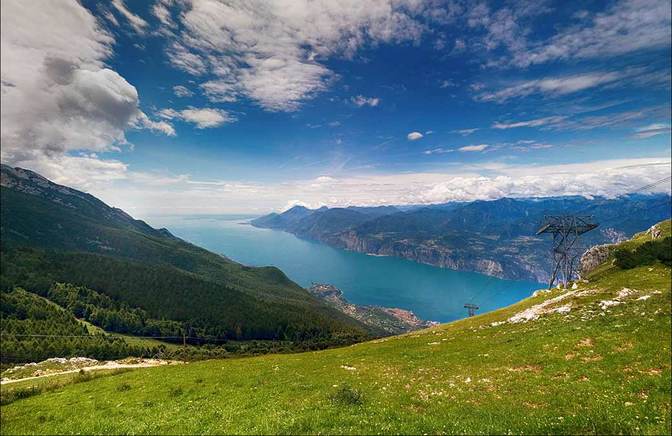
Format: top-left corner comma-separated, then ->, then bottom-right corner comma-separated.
537,215 -> 598,289
464,303 -> 479,317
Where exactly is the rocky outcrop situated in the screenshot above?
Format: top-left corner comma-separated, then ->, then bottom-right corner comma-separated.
330,230 -> 548,282
579,244 -> 614,277
645,222 -> 663,239
580,222 -> 667,278
308,283 -> 437,335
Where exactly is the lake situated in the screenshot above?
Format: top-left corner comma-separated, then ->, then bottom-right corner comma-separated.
149,215 -> 543,323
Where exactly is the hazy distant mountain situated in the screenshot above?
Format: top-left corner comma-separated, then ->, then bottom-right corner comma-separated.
252,195 -> 672,282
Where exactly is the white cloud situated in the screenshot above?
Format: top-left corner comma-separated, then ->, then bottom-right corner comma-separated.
478,72 -> 623,102
351,95 -> 380,107
492,116 -> 567,130
423,147 -> 453,155
458,144 -> 489,152
152,0 -> 175,28
453,128 -> 479,136
85,158 -> 672,216
633,123 -> 672,139
407,131 -> 424,141
158,107 -> 235,128
111,0 -> 149,34
10,153 -> 129,192
172,85 -> 193,97
166,42 -> 208,76
200,80 -> 238,103
510,0 -> 672,67
103,10 -> 119,27
0,0 -> 170,170
162,0 -> 426,111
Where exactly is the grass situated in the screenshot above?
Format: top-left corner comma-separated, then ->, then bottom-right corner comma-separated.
78,316 -> 188,352
0,369 -> 131,406
0,223 -> 670,434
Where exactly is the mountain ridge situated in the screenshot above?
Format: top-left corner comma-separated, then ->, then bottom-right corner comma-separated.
252,195 -> 671,281
0,165 -> 376,344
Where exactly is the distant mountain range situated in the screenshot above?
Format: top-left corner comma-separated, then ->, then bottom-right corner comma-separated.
252,195 -> 672,282
0,164 -> 375,345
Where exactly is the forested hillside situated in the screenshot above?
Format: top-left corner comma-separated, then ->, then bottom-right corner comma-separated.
0,165 -> 373,351
0,288 -> 152,364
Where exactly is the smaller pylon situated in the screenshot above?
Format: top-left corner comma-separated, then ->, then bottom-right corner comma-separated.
464,303 -> 479,317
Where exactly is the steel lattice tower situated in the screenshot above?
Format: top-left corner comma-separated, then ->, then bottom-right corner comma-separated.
464,303 -> 479,317
537,215 -> 599,289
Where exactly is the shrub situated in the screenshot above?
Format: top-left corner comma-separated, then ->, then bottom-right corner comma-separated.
329,385 -> 363,406
614,237 -> 672,269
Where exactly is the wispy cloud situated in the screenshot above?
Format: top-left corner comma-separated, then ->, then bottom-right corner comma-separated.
423,147 -> 453,155
452,128 -> 480,136
351,95 -> 380,107
458,144 -> 489,152
492,116 -> 566,130
510,0 -> 672,67
172,85 -> 193,98
158,108 -> 236,129
478,72 -> 623,102
633,123 -> 672,139
110,0 -> 148,34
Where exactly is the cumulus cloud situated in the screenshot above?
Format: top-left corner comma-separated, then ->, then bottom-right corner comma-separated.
458,144 -> 489,152
351,95 -> 380,107
0,0 -> 171,171
158,107 -> 236,128
172,85 -> 193,97
161,0 -> 427,111
407,131 -> 424,141
633,123 -> 672,139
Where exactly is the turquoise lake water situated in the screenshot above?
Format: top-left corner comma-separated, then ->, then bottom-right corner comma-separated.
150,215 -> 543,323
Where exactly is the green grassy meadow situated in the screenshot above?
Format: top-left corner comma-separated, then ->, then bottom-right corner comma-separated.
1,223 -> 670,434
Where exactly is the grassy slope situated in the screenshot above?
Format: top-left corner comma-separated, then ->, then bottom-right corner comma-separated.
1,223 -> 670,434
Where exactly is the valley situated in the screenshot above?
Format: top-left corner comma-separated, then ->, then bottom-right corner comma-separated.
2,221 -> 670,434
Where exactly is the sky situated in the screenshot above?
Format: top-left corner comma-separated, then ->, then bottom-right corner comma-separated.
1,0 -> 671,217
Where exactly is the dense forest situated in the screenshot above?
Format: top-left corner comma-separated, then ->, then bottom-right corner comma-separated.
1,285 -> 361,365
0,166 -> 375,360
0,288 -> 153,364
0,246 -> 372,342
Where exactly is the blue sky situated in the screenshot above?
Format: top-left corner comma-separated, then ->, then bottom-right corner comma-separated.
1,0 -> 671,215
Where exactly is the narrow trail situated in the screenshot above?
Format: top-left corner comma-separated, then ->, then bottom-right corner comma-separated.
1,360 -> 182,385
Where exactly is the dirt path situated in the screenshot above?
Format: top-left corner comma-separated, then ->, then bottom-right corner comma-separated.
1,360 -> 181,385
